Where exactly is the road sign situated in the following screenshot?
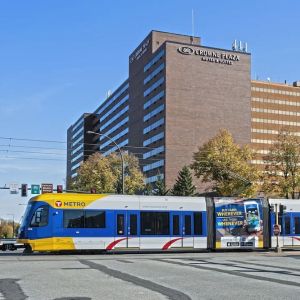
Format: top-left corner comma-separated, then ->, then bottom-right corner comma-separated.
31,184 -> 40,195
9,183 -> 19,194
41,183 -> 53,194
273,224 -> 281,236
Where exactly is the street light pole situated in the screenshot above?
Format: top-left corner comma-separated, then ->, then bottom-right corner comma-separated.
87,130 -> 125,194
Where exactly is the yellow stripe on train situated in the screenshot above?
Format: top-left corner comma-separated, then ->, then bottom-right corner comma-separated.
29,193 -> 108,209
19,238 -> 75,251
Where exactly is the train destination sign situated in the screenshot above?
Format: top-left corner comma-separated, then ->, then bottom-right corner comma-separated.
177,46 -> 240,65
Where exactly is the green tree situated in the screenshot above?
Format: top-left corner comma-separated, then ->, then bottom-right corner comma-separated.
73,152 -> 145,194
172,166 -> 196,196
191,129 -> 259,196
153,175 -> 169,196
263,128 -> 300,198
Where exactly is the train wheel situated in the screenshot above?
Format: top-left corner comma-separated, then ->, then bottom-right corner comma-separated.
23,245 -> 33,254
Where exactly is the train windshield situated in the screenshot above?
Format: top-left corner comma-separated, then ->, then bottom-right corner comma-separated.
20,203 -> 33,228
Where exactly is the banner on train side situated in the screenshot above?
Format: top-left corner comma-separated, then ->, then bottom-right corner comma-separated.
214,198 -> 264,249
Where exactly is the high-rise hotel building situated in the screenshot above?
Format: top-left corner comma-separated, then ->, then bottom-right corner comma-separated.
251,80 -> 300,167
66,30 -> 299,190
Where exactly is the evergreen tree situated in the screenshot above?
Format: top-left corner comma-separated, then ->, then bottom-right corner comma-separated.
153,175 -> 169,196
172,166 -> 196,196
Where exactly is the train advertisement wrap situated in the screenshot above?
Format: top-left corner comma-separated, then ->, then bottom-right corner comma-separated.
214,198 -> 264,249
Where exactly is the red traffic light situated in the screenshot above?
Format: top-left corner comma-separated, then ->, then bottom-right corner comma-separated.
57,185 -> 63,193
21,184 -> 28,197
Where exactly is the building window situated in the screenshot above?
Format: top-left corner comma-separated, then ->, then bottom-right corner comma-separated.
96,83 -> 129,115
143,146 -> 164,159
143,118 -> 164,134
143,159 -> 164,172
144,50 -> 165,72
143,132 -> 164,146
99,117 -> 129,140
143,104 -> 165,122
103,139 -> 128,156
145,174 -> 164,184
100,128 -> 129,150
144,90 -> 165,109
144,63 -> 165,85
100,94 -> 129,122
100,106 -> 129,131
144,77 -> 165,97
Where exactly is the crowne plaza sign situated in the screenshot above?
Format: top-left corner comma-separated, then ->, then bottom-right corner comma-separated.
177,46 -> 240,65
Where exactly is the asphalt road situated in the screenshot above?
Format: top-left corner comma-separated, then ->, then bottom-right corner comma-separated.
1,250 -> 300,299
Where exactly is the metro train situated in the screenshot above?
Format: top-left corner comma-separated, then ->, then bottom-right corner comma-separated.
17,193 -> 300,252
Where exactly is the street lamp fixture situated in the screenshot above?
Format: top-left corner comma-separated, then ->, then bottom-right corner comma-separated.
87,130 -> 125,194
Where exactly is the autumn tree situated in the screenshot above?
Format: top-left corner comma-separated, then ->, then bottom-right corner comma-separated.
72,152 -> 145,194
172,166 -> 196,196
263,128 -> 300,198
191,129 -> 259,196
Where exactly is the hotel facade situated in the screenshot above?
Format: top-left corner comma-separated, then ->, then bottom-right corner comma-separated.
66,30 -> 300,191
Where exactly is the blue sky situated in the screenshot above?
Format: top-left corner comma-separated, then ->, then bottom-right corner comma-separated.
0,0 -> 299,219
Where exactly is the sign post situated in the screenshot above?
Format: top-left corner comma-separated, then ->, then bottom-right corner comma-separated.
274,204 -> 282,253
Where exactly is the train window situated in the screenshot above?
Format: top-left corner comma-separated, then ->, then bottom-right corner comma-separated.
130,215 -> 137,236
173,215 -> 180,235
185,215 -> 192,235
64,210 -> 84,228
117,214 -> 125,235
295,217 -> 300,234
284,216 -> 291,235
30,206 -> 49,227
85,211 -> 105,228
194,212 -> 202,235
141,212 -> 169,235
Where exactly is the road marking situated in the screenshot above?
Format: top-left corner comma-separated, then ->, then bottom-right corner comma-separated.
0,279 -> 27,300
157,258 -> 300,288
80,259 -> 191,300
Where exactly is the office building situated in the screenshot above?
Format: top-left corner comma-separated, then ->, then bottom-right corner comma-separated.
251,80 -> 300,167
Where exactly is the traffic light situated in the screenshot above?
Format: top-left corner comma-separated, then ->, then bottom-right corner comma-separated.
21,184 -> 28,197
90,188 -> 96,194
279,204 -> 287,215
57,185 -> 63,193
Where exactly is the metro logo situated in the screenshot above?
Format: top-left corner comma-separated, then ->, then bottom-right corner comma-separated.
55,201 -> 62,207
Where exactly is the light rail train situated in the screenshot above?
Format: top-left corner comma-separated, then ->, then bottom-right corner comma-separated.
17,193 -> 300,252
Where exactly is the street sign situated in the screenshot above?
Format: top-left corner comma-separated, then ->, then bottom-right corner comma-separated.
9,183 -> 19,194
41,183 -> 53,194
273,224 -> 281,236
31,184 -> 40,195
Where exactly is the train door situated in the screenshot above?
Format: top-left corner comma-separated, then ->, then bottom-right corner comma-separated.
282,213 -> 292,246
182,212 -> 194,247
292,214 -> 300,247
127,211 -> 139,248
115,211 -> 139,248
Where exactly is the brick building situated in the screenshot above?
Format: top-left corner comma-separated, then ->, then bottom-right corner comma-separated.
66,30 -> 300,191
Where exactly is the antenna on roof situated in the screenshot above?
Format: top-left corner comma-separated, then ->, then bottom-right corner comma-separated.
192,9 -> 195,38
